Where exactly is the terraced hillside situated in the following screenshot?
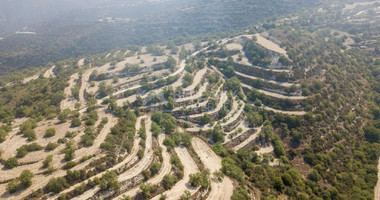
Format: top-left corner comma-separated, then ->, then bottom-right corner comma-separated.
0,24 -> 379,200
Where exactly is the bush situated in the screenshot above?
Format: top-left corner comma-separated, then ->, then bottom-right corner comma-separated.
43,155 -> 53,168
23,128 -> 36,140
0,129 -> 8,142
6,179 -> 20,193
163,138 -> 175,149
19,170 -> 34,187
189,171 -> 210,189
45,128 -> 56,138
221,157 -> 244,182
64,147 -> 75,161
137,149 -> 144,159
71,117 -> 81,127
231,186 -> 249,200
4,157 -> 18,169
100,171 -> 120,191
63,161 -> 76,170
45,177 -> 69,193
182,73 -> 194,87
150,163 -> 161,175
163,174 -> 177,189
45,142 -> 58,151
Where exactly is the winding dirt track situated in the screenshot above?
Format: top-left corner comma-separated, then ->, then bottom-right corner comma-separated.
77,58 -> 85,67
61,73 -> 79,110
118,117 -> 154,182
233,125 -> 263,152
183,67 -> 208,91
43,66 -> 55,78
115,133 -> 171,199
74,116 -> 153,199
79,69 -> 93,109
151,146 -> 199,200
22,73 -> 39,84
192,138 -> 234,200
262,105 -> 306,116
224,120 -> 251,144
188,92 -> 227,119
375,157 -> 380,200
242,83 -> 307,100
235,71 -> 297,87
254,34 -> 287,55
54,116 -> 145,200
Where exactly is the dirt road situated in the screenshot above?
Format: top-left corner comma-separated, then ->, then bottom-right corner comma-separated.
242,83 -> 307,100
43,66 -> 55,78
233,125 -> 262,152
61,73 -> 79,110
115,133 -> 171,199
375,157 -> 380,200
151,146 -> 199,200
255,34 -> 287,55
262,105 -> 306,116
118,117 -> 154,182
192,137 -> 234,200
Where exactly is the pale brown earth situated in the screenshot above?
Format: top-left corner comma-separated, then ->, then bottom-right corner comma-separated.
192,137 -> 234,200
43,66 -> 55,78
115,133 -> 171,199
262,105 -> 306,116
254,34 -> 287,55
150,146 -> 199,200
235,71 -> 298,87
79,69 -> 93,109
188,92 -> 227,119
22,73 -> 40,84
175,82 -> 209,104
233,125 -> 263,152
77,58 -> 85,67
72,116 -> 153,199
52,116 -> 145,200
183,67 -> 208,91
343,1 -> 380,12
256,145 -> 274,155
242,83 -> 308,100
221,99 -> 244,125
226,43 -> 243,51
61,73 -> 79,110
375,157 -> 380,200
118,117 -> 154,182
224,120 -> 251,144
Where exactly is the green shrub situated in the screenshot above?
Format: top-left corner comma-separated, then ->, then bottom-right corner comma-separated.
45,128 -> 56,138
4,157 -> 18,169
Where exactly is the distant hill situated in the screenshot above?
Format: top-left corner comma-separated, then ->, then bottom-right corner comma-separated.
0,0 -> 324,73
